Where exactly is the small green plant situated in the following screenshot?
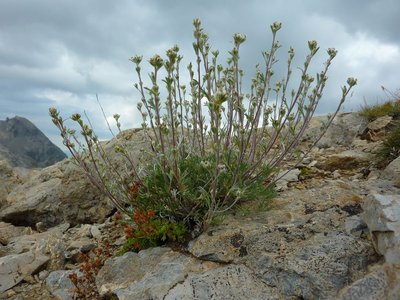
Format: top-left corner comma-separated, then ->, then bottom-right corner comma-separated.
359,88 -> 400,121
377,122 -> 400,167
118,208 -> 186,254
50,19 -> 356,244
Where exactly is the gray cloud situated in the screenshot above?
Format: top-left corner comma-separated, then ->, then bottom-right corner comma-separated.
1,0 -> 399,150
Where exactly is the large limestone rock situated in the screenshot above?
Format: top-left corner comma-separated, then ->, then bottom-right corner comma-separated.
0,129 -> 148,228
0,250 -> 49,292
304,113 -> 368,148
317,149 -> 371,171
338,264 -> 400,300
96,247 -> 219,299
0,161 -> 113,228
46,270 -> 82,300
382,155 -> 400,186
361,193 -> 400,264
0,222 -> 33,245
0,160 -> 32,207
165,265 -> 280,300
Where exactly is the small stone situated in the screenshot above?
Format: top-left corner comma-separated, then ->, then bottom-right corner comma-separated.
332,170 -> 341,179
90,225 -> 102,239
23,274 -> 36,284
308,160 -> 318,167
6,289 -> 16,297
35,222 -> 46,233
38,270 -> 49,281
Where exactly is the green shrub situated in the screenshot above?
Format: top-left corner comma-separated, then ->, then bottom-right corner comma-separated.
50,19 -> 356,245
377,122 -> 400,167
118,208 -> 186,254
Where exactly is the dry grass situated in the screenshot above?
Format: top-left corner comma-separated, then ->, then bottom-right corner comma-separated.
359,98 -> 400,121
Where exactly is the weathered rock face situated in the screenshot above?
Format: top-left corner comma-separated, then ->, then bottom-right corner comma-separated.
165,264 -> 280,300
304,113 -> 368,148
46,270 -> 83,300
383,155 -> 400,186
188,204 -> 377,299
337,264 -> 400,300
0,250 -> 49,293
0,161 -> 114,228
362,193 -> 400,264
96,247 -> 220,300
0,129 -> 148,228
0,116 -> 66,168
0,160 -> 34,207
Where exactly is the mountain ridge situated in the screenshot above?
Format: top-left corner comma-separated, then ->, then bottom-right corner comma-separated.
0,116 -> 66,168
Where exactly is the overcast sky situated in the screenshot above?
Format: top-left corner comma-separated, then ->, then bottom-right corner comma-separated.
1,0 -> 399,150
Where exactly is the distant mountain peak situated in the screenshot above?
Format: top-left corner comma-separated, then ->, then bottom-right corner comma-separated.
0,116 -> 66,168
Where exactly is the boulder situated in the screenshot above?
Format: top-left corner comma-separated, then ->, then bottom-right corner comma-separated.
0,160 -> 113,229
338,264 -> 400,300
46,270 -> 82,300
0,128 -> 148,228
361,193 -> 400,264
165,264 -> 280,300
367,115 -> 393,132
189,212 -> 376,299
382,155 -> 400,186
0,160 -> 29,207
96,247 -> 218,299
337,267 -> 388,300
0,250 -> 49,292
0,222 -> 33,246
317,149 -> 371,171
304,113 -> 368,148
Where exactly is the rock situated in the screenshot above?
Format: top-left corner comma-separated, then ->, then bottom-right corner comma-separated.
90,225 -> 101,239
189,203 -> 376,300
67,237 -> 96,253
96,247 -> 218,299
275,168 -> 300,191
338,263 -> 400,300
0,250 -> 49,292
0,161 -> 114,228
0,222 -> 33,246
337,267 -> 388,300
0,160 -> 30,208
333,169 -> 341,179
367,115 -> 393,132
361,193 -> 400,264
46,270 -> 82,300
317,150 -> 371,171
5,223 -> 69,255
0,129 -> 148,228
382,155 -> 400,185
165,265 -> 280,300
345,216 -> 368,237
304,113 -> 368,148
251,233 -> 374,299
189,229 -> 248,263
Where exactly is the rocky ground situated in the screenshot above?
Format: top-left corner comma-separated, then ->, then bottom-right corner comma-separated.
0,112 -> 399,299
